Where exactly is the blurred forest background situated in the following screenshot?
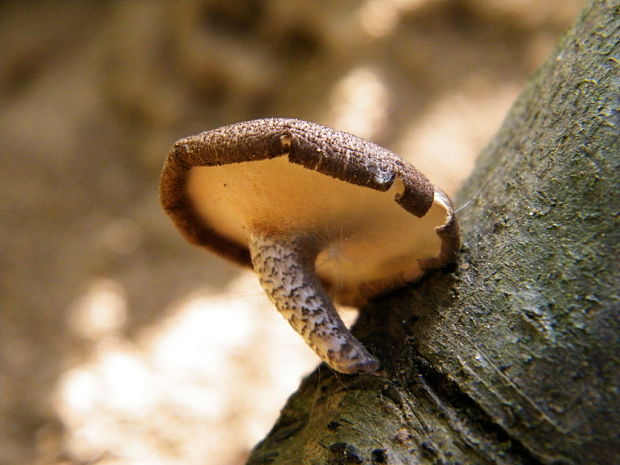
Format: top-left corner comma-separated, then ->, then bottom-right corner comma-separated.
0,1 -> 586,464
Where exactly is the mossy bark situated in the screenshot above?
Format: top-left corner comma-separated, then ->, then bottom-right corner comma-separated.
246,1 -> 619,464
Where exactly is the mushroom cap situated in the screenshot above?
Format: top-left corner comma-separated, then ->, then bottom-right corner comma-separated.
160,118 -> 459,305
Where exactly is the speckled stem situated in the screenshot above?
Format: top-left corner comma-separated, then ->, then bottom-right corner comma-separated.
248,230 -> 380,374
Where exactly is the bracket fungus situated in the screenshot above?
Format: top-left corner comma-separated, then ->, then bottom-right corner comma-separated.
160,118 -> 459,374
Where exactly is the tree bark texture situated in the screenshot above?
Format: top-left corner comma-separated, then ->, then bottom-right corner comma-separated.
246,1 -> 619,464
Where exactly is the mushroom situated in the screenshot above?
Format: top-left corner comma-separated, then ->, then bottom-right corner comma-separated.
160,118 -> 459,374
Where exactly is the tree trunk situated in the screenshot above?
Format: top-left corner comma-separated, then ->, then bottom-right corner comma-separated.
246,1 -> 619,464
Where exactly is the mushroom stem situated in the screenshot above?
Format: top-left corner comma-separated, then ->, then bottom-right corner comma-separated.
248,230 -> 381,374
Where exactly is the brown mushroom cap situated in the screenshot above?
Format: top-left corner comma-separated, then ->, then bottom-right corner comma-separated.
160,118 -> 459,306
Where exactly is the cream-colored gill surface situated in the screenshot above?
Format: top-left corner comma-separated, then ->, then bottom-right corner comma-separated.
187,157 -> 447,289
316,197 -> 447,296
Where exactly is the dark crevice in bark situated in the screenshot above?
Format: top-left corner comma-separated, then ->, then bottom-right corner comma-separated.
405,346 -> 544,465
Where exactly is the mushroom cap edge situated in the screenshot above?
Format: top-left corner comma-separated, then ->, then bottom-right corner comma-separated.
159,118 -> 460,302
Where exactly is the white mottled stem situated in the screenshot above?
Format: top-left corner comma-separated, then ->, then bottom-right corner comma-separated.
248,230 -> 380,374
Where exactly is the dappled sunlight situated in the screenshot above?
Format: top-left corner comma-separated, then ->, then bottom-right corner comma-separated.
358,0 -> 429,39
56,272 -> 318,465
326,67 -> 390,140
358,0 -> 400,39
67,279 -> 127,340
396,83 -> 520,197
